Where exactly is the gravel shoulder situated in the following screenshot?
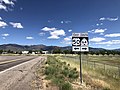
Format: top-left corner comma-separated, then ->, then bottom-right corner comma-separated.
0,56 -> 46,90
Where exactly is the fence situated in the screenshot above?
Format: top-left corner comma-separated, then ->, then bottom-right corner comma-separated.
62,55 -> 120,78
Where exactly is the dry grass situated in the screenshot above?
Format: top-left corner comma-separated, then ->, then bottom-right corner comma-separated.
57,55 -> 120,90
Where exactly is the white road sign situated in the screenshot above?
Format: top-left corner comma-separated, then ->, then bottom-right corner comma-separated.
72,46 -> 81,52
72,33 -> 89,52
72,33 -> 81,52
72,37 -> 80,46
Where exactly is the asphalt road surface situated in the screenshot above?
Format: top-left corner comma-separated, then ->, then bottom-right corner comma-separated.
0,56 -> 46,90
0,56 -> 38,71
0,56 -> 25,63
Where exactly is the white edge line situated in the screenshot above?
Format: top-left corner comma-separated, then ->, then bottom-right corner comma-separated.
0,57 -> 39,74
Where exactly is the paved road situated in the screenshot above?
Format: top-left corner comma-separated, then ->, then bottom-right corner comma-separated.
0,56 -> 38,71
0,56 -> 25,62
0,56 -> 46,90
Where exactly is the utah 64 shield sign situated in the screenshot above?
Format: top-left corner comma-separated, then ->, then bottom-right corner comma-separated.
72,33 -> 89,52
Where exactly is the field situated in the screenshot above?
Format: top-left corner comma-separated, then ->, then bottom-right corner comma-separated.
0,54 -> 120,90
53,54 -> 120,90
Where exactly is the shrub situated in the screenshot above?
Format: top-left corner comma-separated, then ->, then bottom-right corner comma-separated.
45,66 -> 57,75
61,69 -> 69,77
103,87 -> 110,90
61,82 -> 73,90
44,56 -> 79,90
52,78 -> 64,86
68,69 -> 79,79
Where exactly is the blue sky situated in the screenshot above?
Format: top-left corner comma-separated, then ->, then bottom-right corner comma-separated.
0,0 -> 120,49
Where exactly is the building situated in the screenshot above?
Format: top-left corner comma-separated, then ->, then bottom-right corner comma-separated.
42,51 -> 48,54
22,51 -> 29,54
32,52 -> 36,55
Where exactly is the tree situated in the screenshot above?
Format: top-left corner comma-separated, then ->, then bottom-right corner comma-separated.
63,50 -> 70,55
111,50 -> 116,55
53,48 -> 62,54
95,51 -> 99,55
118,51 -> 120,55
99,50 -> 105,56
89,51 -> 95,55
19,51 -> 22,54
84,52 -> 89,55
28,50 -> 32,54
39,50 -> 42,54
0,50 -> 3,54
7,50 -> 14,53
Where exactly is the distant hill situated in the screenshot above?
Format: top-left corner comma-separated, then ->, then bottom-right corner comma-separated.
114,48 -> 120,51
0,44 -> 107,52
89,47 -> 106,52
0,44 -> 61,52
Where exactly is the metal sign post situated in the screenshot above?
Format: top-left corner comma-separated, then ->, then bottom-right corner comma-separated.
72,33 -> 89,84
79,52 -> 82,84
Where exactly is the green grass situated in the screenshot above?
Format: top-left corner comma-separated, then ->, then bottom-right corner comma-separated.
58,55 -> 120,90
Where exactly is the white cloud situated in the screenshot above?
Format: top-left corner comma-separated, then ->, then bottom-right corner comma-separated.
0,0 -> 16,11
48,20 -> 54,23
26,37 -> 34,40
64,38 -> 71,41
96,23 -> 103,26
107,17 -> 119,21
96,24 -> 99,26
107,45 -> 111,47
88,29 -> 94,33
90,37 -> 106,42
48,35 -> 59,39
61,21 -> 64,24
94,29 -> 107,34
2,0 -> 14,5
0,21 -> 7,28
50,30 -> 65,36
0,3 -> 7,10
42,27 -> 56,31
48,29 -> 66,39
88,28 -> 107,35
64,36 -> 72,41
61,41 -> 72,45
96,40 -> 120,45
10,22 -> 23,28
2,33 -> 9,36
48,20 -> 51,23
68,30 -> 72,32
39,32 -> 45,36
99,17 -> 119,21
99,17 -> 106,21
42,27 -> 66,39
65,21 -> 71,24
20,7 -> 23,10
100,23 -> 103,25
2,37 -> 6,39
61,36 -> 72,45
105,33 -> 120,37
0,17 -> 2,20
60,20 -> 71,24
1,33 -> 9,39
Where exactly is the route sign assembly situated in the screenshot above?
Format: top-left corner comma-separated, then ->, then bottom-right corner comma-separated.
72,33 -> 89,84
72,33 -> 89,52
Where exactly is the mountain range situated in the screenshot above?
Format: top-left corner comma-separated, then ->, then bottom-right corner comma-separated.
0,44 -> 119,52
